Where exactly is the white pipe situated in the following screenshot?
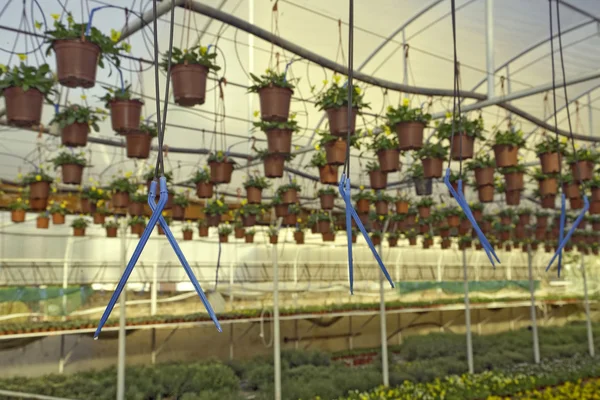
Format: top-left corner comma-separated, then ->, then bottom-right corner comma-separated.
485,0 -> 495,98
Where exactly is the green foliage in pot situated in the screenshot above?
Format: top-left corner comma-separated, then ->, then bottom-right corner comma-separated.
288,203 -> 302,215
492,128 -> 526,148
365,161 -> 381,172
416,142 -> 448,159
534,135 -> 566,155
368,132 -> 399,152
436,114 -> 484,140
371,230 -> 383,238
317,186 -> 337,197
98,84 -> 138,108
244,175 -> 271,190
404,228 -> 418,238
317,131 -> 361,149
205,198 -> 228,216
385,99 -> 432,126
81,186 -> 108,202
45,14 -> 131,68
191,167 -> 210,184
218,223 -> 233,236
50,150 -> 87,167
416,197 -> 434,208
49,104 -> 102,131
314,74 -> 369,111
109,176 -> 137,194
103,220 -> 119,229
253,115 -> 299,132
129,192 -> 147,203
256,148 -> 295,161
465,154 -> 495,170
270,194 -> 284,206
267,225 -> 279,236
387,231 -> 400,239
277,181 -> 301,194
143,169 -> 173,182
208,151 -> 236,164
564,147 -> 599,164
0,63 -> 56,99
516,207 -> 532,216
70,217 -> 89,229
498,163 -> 526,175
22,169 -> 54,184
394,191 -> 411,202
8,197 -> 29,211
352,190 -> 374,202
408,163 -> 424,179
128,215 -> 146,226
458,235 -> 473,244
182,222 -> 194,232
48,200 -> 68,215
138,121 -> 158,137
443,206 -> 462,217
373,190 -> 393,203
173,193 -> 189,208
160,45 -> 220,72
245,228 -> 256,236
530,167 -> 556,182
238,203 -> 262,216
248,69 -> 294,92
498,208 -> 516,218
469,202 -> 484,211
308,151 -> 328,167
315,210 -> 333,222
535,210 -> 550,218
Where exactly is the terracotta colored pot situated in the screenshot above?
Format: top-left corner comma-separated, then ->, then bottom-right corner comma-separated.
73,228 -> 86,237
283,214 -> 296,225
500,215 -> 512,225
125,133 -> 152,159
535,228 -> 546,241
242,214 -> 257,227
515,226 -> 526,240
110,100 -> 143,133
198,226 -> 209,237
374,200 -> 388,215
11,209 -> 25,223
422,158 -> 443,179
447,215 -> 460,228
539,152 -> 561,174
93,213 -> 105,225
294,231 -> 305,244
281,189 -> 298,204
319,164 -> 338,184
269,235 -> 279,244
131,224 -> 144,235
592,188 -> 600,203
196,182 -> 213,198
245,234 -> 254,243
106,227 -> 118,238
414,178 -> 432,196
518,214 -> 530,225
505,190 -> 521,206
29,198 -> 48,211
478,185 -> 494,203
172,204 -> 186,221
53,40 -> 100,88
265,128 -> 293,154
158,225 -> 166,235
418,206 -> 430,218
408,237 -> 417,246
356,199 -> 370,213
234,227 -> 245,239
504,172 -> 524,191
377,149 -> 400,173
493,144 -> 519,167
209,160 -> 234,184
441,239 -> 451,249
275,204 -> 289,217
29,181 -> 50,199
541,195 -> 556,209
439,228 -> 450,238
80,198 -> 96,214
36,216 -> 49,229
326,107 -> 357,136
206,214 -> 221,227
539,177 -> 558,196
317,220 -> 331,233
325,139 -> 347,165
590,201 -> 600,214
537,216 -> 548,228
219,235 -> 229,243
570,197 -> 583,209
371,236 -> 382,246
4,86 -> 44,127
320,193 -> 335,210
258,86 -> 293,121
171,64 -> 208,107
562,182 -> 580,199
61,122 -> 89,147
245,186 -> 262,204
183,230 -> 193,241
52,213 -> 65,225
570,160 -> 594,181
458,221 -> 470,235
392,201 -> 407,215
451,133 -> 474,160
474,167 -> 494,187
395,122 -> 424,150
156,192 -> 174,210
472,209 -> 483,222
369,170 -> 388,190
112,191 -> 130,208
449,181 -> 465,198
61,164 -> 84,185
322,232 -> 336,242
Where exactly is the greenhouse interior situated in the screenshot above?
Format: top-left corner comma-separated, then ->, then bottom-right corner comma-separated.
0,0 -> 599,399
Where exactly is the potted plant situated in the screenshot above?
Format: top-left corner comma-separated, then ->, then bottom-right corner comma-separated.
531,168 -> 558,197
283,203 -> 301,226
385,99 -> 432,150
352,189 -> 373,214
238,202 -> 262,226
465,154 -> 495,187
48,200 -> 68,225
99,84 -> 143,133
157,214 -> 172,235
317,131 -> 360,166
253,117 -> 299,154
417,142 -> 448,179
127,192 -> 146,216
444,206 -> 461,228
249,69 -> 294,121
366,161 -> 387,190
470,202 -> 484,222
416,197 -> 434,218
422,232 -> 434,248
322,229 -> 336,242
189,167 -> 213,199
218,223 -> 232,243
309,151 -> 337,184
516,207 -> 532,225
369,131 -> 400,173
492,128 -> 525,168
80,185 -> 107,214
197,219 -> 209,237
256,149 -> 294,179
36,212 -> 50,229
104,220 -> 119,238
268,226 -> 279,244
373,191 -> 393,215
387,231 -> 399,247
9,198 -> 29,223
126,121 -> 157,159
278,181 -> 301,204
0,63 -> 56,126
370,230 -> 383,246
534,136 -> 565,174
437,115 -> 484,160
108,175 -> 137,208
565,147 -> 598,182
272,195 -> 289,218
317,187 -> 337,210
22,170 -> 54,209
294,225 -> 305,244
394,192 -> 410,214
315,75 -> 369,136
409,163 -> 432,196
49,104 -> 103,147
128,215 -> 146,236
93,203 -> 109,225
50,150 -> 87,185
208,151 -> 235,184
532,189 -> 555,209
244,228 -> 256,243
244,175 -> 271,204
405,229 -> 418,246
315,210 -> 333,233
162,45 -> 220,107
560,173 -> 581,199
71,217 -> 89,237
204,198 -> 228,226
233,220 -> 245,239
499,163 -> 525,192
171,193 -> 189,221
182,222 -> 194,241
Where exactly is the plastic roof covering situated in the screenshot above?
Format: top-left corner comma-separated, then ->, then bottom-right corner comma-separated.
0,0 -> 600,203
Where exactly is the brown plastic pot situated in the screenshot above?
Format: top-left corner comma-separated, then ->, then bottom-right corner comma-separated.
61,123 -> 89,147
408,237 -> 417,246
472,209 -> 483,222
61,164 -> 84,185
246,186 -> 262,204
242,214 -> 257,227
325,139 -> 347,165
4,86 -> 44,127
206,214 -> 221,227
171,64 -> 208,107
73,228 -> 86,237
562,182 -> 581,199
269,235 -> 279,245
53,40 -> 100,88
395,122 -> 424,150
422,158 -> 443,179
11,209 -> 26,223
219,235 -> 229,243
93,213 -> 105,225
110,100 -> 143,133
258,86 -> 293,121
570,197 -> 583,209
263,130 -> 293,155
537,216 -> 548,228
356,199 -> 370,213
36,216 -> 49,229
294,231 -> 305,244
539,152 -> 561,174
318,164 -> 338,184
29,181 -> 50,199
322,232 -> 335,242
591,201 -> 600,215
106,227 -> 118,238
451,133 -> 474,160
274,204 -> 289,218
493,144 -> 518,167
281,189 -> 298,204
447,215 -> 460,228
320,193 -> 335,210
414,178 -> 432,196
518,214 -> 531,225
125,133 -> 152,159
128,202 -> 144,216
377,149 -> 400,173
283,214 -> 297,226
234,227 -> 245,239
459,220 -> 470,235
592,188 -> 600,203
317,220 -> 331,233
196,182 -> 213,198
505,190 -> 521,206
541,195 -> 555,209
326,107 -> 357,136
441,239 -> 451,249
570,160 -> 594,181
474,167 -> 494,187
539,177 -> 558,196
263,154 -> 285,178
477,185 -> 494,203
112,191 -> 130,208
369,170 -> 388,190
209,160 -> 234,184
375,200 -> 388,215
29,198 -> 48,211
418,206 -> 431,219
245,234 -> 254,243
504,172 -> 524,191
130,223 -> 144,235
395,201 -> 409,214
388,237 -> 398,247
80,198 -> 96,214
370,235 -> 382,246
183,230 -> 193,241
52,213 -> 65,225
172,204 -> 186,221
198,226 -> 209,237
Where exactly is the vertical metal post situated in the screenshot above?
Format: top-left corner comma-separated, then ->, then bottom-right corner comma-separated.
527,247 -> 540,364
462,249 -> 474,374
116,221 -> 127,400
589,92 -> 594,136
378,243 -> 389,386
272,244 -> 282,400
485,0 -> 495,98
581,255 -> 595,357
506,65 -> 512,124
151,262 -> 158,364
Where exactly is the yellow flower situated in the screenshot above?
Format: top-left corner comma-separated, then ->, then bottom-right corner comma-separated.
314,143 -> 321,151
379,215 -> 384,221
359,185 -> 365,190
51,13 -> 60,20
51,187 -> 57,193
110,29 -> 121,42
122,43 -> 131,53
402,98 -> 410,106
240,199 -> 247,205
91,186 -> 96,191
17,54 -> 26,61
216,200 -> 224,207
34,21 -> 42,30
217,151 -> 223,157
322,79 -> 328,86
445,111 -> 452,119
333,74 -> 341,84
355,87 -> 361,94
124,171 -> 132,178
297,218 -> 302,223
253,110 -> 259,117
17,197 -> 22,202
35,174 -> 42,181
17,172 -> 22,179
383,125 -> 391,136
162,211 -> 167,217
97,199 -> 105,207
199,46 -> 208,55
97,189 -> 103,195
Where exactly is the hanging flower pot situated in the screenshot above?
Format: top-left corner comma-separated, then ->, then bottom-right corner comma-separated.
265,129 -> 293,154
246,187 -> 262,204
536,215 -> 548,228
234,227 -> 245,239
52,213 -> 66,225
562,182 -> 580,199
322,232 -> 336,242
29,198 -> 47,211
92,213 -> 105,225
263,153 -> 286,178
281,187 -> 299,204
371,235 -> 382,246
325,139 -> 347,165
294,231 -> 305,244
274,204 -> 289,218
219,234 -> 229,243
541,195 -> 556,209
128,201 -> 144,216
539,177 -> 558,196
326,107 -> 357,137
318,164 -> 338,185
570,160 -> 594,181
206,214 -> 221,227
196,182 -> 214,199
269,235 -> 279,245
395,122 -> 424,150
458,220 -> 470,235
80,198 -> 96,214
73,227 -> 86,237
242,214 -> 257,227
36,216 -> 49,229
591,188 -> 600,203
172,204 -> 186,221
209,158 -> 235,184
441,239 -> 451,249
245,233 -> 255,243
375,200 -> 388,215
125,132 -> 152,159
111,191 -> 130,208
61,123 -> 89,147
4,86 -> 44,127
29,181 -> 50,199
472,209 -> 483,222
183,230 -> 193,241
539,152 -> 561,174
356,198 -> 370,214
408,237 -> 417,246
414,178 -> 432,196
518,214 -> 531,225
535,228 -> 546,241
439,227 -> 450,238
447,215 -> 460,228
319,193 -> 335,210
505,190 -> 521,206
421,158 -> 443,179
477,185 -> 494,203
61,164 -> 84,185
474,167 -> 495,187
395,200 -> 409,214
283,214 -> 296,225
493,144 -> 518,168
198,225 -> 209,237
317,220 -> 331,233
418,206 -> 431,219
377,149 -> 400,173
11,209 -> 26,223
570,197 -> 583,209
109,100 -> 144,134
106,226 -> 118,238
503,172 -> 524,191
450,133 -> 474,160
169,64 -> 209,106
53,40 -> 101,88
258,86 -> 293,121
369,169 -> 388,190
